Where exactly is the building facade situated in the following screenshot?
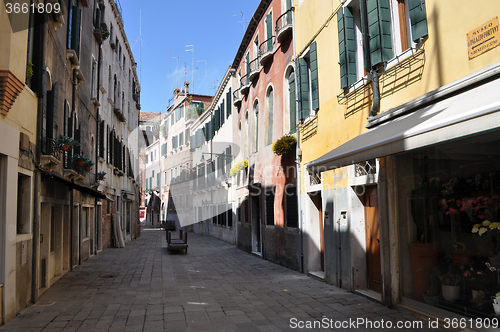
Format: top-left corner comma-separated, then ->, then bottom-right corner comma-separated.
297,0 -> 500,321
232,0 -> 300,270
0,0 -> 141,324
188,68 -> 239,244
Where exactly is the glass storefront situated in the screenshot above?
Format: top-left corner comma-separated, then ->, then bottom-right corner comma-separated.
397,129 -> 500,318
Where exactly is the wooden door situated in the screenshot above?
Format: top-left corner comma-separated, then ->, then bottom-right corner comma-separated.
365,187 -> 382,293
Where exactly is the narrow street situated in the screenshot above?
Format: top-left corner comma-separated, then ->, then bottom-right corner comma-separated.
1,230 -> 446,332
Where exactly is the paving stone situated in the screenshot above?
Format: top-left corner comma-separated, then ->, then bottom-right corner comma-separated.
0,229 -> 450,332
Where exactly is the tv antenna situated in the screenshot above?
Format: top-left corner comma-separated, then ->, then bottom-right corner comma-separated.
233,12 -> 249,33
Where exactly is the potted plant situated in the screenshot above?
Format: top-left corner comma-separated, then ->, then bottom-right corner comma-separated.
440,270 -> 461,302
55,135 -> 79,151
74,154 -> 86,166
272,134 -> 297,156
96,171 -> 106,181
83,159 -> 94,172
230,160 -> 248,177
423,267 -> 440,306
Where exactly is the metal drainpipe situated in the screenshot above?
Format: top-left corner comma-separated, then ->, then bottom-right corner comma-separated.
290,5 -> 304,274
32,10 -> 47,303
368,71 -> 380,119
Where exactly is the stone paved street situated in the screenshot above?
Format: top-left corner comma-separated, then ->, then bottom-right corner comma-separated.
0,229 -> 448,332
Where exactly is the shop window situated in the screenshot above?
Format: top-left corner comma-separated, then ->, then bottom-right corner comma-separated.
397,131 -> 500,317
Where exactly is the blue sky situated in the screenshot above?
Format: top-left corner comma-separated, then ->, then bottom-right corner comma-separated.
119,0 -> 260,113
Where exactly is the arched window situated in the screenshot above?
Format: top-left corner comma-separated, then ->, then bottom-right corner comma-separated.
266,86 -> 274,146
253,100 -> 259,153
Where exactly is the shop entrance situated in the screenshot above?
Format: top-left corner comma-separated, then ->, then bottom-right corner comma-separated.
365,187 -> 382,293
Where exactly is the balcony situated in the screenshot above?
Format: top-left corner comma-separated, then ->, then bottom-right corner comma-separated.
248,57 -> 260,81
240,74 -> 250,95
114,107 -> 126,122
233,88 -> 242,107
259,36 -> 275,66
275,8 -> 293,43
40,138 -> 61,171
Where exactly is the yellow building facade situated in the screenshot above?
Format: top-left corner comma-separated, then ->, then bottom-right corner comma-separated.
0,1 -> 39,324
295,0 -> 500,321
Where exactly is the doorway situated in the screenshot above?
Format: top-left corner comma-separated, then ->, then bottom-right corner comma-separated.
251,194 -> 261,254
310,192 -> 324,271
365,187 -> 382,293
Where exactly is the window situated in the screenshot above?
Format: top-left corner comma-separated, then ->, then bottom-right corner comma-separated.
91,58 -> 97,98
17,173 -> 31,234
185,163 -> 190,180
164,171 -> 167,184
266,87 -> 273,145
67,1 -> 82,59
82,207 -> 88,238
285,185 -> 299,227
266,190 -> 275,226
253,100 -> 259,153
286,68 -> 297,133
157,173 -> 160,188
170,169 -> 173,182
145,154 -> 148,164
297,42 -> 318,120
337,0 -> 428,89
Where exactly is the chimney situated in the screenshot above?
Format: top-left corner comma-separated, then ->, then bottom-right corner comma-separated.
184,81 -> 189,94
174,88 -> 180,97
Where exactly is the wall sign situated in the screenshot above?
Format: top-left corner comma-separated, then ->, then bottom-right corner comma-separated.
468,17 -> 500,59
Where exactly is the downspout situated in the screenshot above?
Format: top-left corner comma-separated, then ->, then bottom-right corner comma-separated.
359,0 -> 380,119
32,11 -> 48,303
368,72 -> 380,118
72,68 -> 81,265
291,2 -> 303,273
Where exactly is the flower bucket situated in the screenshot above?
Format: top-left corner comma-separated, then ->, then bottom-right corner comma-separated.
84,166 -> 91,172
60,144 -> 70,151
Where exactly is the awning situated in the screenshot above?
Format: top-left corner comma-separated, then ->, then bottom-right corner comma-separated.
308,77 -> 500,173
42,170 -> 107,199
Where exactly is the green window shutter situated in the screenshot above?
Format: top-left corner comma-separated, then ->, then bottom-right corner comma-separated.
338,7 -> 357,89
214,108 -> 220,131
226,88 -> 231,117
157,174 -> 160,188
367,0 -> 393,66
289,73 -> 296,133
286,0 -> 292,24
220,103 -> 225,126
71,7 -> 81,59
204,123 -> 209,141
245,53 -> 250,83
309,42 -> 319,110
408,0 -> 428,41
266,13 -> 273,50
298,57 -> 309,120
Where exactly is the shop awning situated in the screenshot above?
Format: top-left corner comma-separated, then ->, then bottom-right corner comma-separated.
307,77 -> 500,173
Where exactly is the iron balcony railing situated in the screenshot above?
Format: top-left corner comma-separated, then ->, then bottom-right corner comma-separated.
275,8 -> 293,40
248,57 -> 260,80
233,88 -> 242,106
259,36 -> 275,64
41,137 -> 61,159
240,74 -> 250,94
